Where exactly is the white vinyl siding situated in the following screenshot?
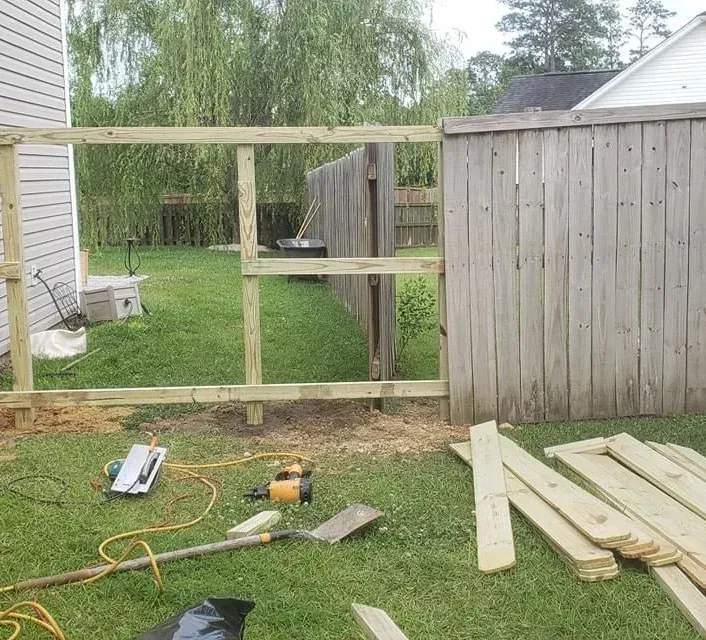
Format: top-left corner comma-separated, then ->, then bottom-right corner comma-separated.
0,0 -> 77,354
584,21 -> 706,109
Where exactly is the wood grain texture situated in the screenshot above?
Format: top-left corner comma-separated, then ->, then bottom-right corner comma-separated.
640,122 -> 667,414
666,443 -> 706,477
443,103 -> 706,135
351,604 -> 409,640
0,380 -> 450,409
0,125 -> 442,145
607,433 -> 706,519
662,121 -> 691,414
567,127 -> 593,419
227,511 -> 281,539
466,133 -> 497,422
544,437 -> 608,458
686,121 -> 706,411
492,132 -> 521,423
542,128 -> 570,420
242,257 -> 443,275
555,451 -> 706,571
646,442 -> 706,483
469,421 -> 516,573
437,140 -> 450,421
0,261 -> 20,279
615,123 -> 642,416
0,145 -> 34,429
591,125 -> 618,418
497,435 -> 632,545
237,144 -> 263,424
518,130 -> 544,421
443,134 -> 473,424
651,565 -> 706,638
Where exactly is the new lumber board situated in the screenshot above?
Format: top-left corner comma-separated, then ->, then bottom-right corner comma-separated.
667,443 -> 706,477
450,442 -> 616,570
351,604 -> 409,640
497,435 -> 633,545
241,257 -> 444,276
544,437 -> 608,459
646,442 -> 706,483
555,452 -> 706,571
607,433 -> 706,519
651,565 -> 706,638
469,421 -> 516,573
227,511 -> 281,540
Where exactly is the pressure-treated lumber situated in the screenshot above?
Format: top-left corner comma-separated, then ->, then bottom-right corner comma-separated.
227,511 -> 281,540
607,433 -> 706,519
666,443 -> 706,477
241,257 -> 444,276
497,435 -> 633,545
351,604 -> 409,640
0,380 -> 449,409
555,451 -> 706,570
443,102 -> 706,135
450,442 -> 616,569
0,125 -> 442,146
544,437 -> 608,459
651,565 -> 706,638
646,442 -> 706,483
237,144 -> 263,425
469,421 -> 516,573
0,262 -> 20,279
0,145 -> 34,430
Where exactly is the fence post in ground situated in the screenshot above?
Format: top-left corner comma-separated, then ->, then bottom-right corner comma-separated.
0,144 -> 34,429
365,143 -> 382,411
236,144 -> 263,425
437,140 -> 450,421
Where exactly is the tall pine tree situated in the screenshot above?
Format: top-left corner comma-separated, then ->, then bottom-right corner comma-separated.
627,0 -> 676,60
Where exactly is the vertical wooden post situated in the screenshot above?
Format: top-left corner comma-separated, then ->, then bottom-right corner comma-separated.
0,144 -> 34,429
236,145 -> 263,425
437,139 -> 450,420
365,143 -> 382,411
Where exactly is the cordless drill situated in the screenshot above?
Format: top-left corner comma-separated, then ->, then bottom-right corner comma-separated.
244,463 -> 312,504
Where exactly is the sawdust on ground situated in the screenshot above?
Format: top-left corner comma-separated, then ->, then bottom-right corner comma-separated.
147,399 -> 469,457
0,406 -> 132,436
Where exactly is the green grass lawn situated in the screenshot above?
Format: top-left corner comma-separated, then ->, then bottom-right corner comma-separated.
3,416 -> 706,639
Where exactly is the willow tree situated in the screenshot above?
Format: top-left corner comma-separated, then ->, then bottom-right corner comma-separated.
67,0 -> 464,246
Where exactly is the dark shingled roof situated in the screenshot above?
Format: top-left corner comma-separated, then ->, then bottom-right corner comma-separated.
492,70 -> 620,114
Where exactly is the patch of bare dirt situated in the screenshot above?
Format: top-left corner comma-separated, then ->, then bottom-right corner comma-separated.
147,399 -> 468,457
0,406 -> 132,436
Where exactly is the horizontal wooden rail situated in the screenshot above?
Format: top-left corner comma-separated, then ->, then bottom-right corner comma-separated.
0,380 -> 449,409
242,257 -> 444,276
443,102 -> 706,134
0,126 -> 442,146
0,262 -> 21,279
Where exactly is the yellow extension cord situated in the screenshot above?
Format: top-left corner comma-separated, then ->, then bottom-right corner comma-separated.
0,451 -> 313,639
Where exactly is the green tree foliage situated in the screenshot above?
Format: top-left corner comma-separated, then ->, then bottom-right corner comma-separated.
626,0 -> 676,60
600,0 -> 626,68
68,0 -> 466,246
467,51 -> 532,114
496,0 -> 612,72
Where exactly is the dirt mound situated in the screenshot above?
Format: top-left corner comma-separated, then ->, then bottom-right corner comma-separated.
0,406 -> 132,436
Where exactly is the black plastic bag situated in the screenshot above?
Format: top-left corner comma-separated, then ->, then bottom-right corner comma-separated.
133,598 -> 255,640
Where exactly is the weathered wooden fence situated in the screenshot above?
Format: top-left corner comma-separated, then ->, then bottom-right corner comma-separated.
306,144 -> 396,381
394,187 -> 438,247
443,108 -> 706,425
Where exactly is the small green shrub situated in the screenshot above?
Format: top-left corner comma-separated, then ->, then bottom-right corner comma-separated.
397,276 -> 437,366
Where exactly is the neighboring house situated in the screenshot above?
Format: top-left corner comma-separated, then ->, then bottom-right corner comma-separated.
492,70 -> 620,114
0,0 -> 80,353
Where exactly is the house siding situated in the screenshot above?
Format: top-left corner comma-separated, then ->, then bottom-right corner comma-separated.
585,21 -> 706,109
0,0 -> 77,353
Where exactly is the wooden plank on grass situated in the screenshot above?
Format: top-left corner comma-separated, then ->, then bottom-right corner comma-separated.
639,121 -> 667,415
555,451 -> 706,571
591,125 -> 618,417
607,433 -> 706,519
544,437 -> 608,459
543,128 -> 570,420
492,131 -> 521,423
662,121 -> 691,414
615,122 -> 642,416
651,565 -> 706,638
567,127 -> 593,419
450,442 -> 616,570
666,443 -> 706,477
497,435 -> 632,545
646,442 -> 706,483
351,604 -> 409,640
469,421 -> 515,573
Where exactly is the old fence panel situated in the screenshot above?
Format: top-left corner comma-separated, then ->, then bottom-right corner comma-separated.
306,144 -> 396,382
443,108 -> 706,425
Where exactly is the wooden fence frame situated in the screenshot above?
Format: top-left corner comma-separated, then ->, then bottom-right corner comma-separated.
0,124 -> 447,426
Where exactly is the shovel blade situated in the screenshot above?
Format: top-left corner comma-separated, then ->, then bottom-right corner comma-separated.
310,504 -> 383,543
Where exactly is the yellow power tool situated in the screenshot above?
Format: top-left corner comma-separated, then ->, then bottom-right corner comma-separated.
243,463 -> 312,504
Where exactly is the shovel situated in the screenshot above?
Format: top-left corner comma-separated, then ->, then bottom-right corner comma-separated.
2,504 -> 382,593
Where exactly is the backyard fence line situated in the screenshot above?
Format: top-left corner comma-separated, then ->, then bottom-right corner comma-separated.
443,110 -> 706,426
306,144 -> 396,382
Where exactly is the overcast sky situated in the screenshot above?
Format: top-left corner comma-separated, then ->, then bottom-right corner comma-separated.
430,0 -> 705,62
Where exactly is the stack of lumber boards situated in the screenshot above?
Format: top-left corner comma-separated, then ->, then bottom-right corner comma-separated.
450,425 -> 706,638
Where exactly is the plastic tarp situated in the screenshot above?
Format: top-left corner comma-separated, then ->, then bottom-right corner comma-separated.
30,328 -> 87,359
